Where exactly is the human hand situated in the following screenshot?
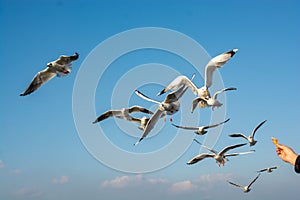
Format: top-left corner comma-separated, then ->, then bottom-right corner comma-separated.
276,144 -> 298,166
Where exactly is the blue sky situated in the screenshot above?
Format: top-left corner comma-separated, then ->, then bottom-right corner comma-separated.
1,0 -> 299,199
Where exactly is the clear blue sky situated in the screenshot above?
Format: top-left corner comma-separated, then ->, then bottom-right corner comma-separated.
1,0 -> 299,199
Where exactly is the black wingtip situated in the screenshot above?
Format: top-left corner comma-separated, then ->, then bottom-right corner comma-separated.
171,123 -> 178,128
20,92 -> 28,96
157,89 -> 165,96
229,49 -> 238,57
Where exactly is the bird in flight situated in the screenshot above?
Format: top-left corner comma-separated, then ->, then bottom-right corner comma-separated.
20,52 -> 79,96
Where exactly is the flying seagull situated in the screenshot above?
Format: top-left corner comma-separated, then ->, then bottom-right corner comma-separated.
257,166 -> 278,173
191,87 -> 237,112
92,106 -> 153,124
134,75 -> 194,145
20,52 -> 79,96
228,120 -> 267,146
187,139 -> 253,167
158,49 -> 238,99
172,118 -> 230,135
227,174 -> 260,193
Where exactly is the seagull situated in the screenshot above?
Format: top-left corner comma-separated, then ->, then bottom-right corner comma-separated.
20,52 -> 79,96
257,166 -> 278,173
228,120 -> 267,146
157,49 -> 238,99
172,118 -> 230,135
227,174 -> 260,193
191,87 -> 237,112
187,139 -> 253,167
92,106 -> 153,124
134,76 -> 193,145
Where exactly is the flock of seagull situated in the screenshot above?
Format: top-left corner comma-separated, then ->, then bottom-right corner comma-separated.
20,49 -> 279,193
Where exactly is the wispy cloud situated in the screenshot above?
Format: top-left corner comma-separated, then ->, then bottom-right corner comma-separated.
52,175 -> 70,184
195,173 -> 232,191
100,173 -> 232,199
0,160 -> 4,169
168,180 -> 197,193
13,187 -> 43,198
101,174 -> 169,189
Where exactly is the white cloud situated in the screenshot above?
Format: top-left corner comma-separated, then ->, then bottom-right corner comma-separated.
194,173 -> 232,192
13,187 -> 43,198
101,174 -> 169,189
52,175 -> 70,184
195,173 -> 232,184
0,160 -> 4,169
148,177 -> 169,184
168,180 -> 197,193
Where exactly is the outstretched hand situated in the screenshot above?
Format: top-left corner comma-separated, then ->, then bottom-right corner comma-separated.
276,144 -> 298,166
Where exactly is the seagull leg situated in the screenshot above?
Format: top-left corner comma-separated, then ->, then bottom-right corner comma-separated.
170,116 -> 173,122
164,117 -> 166,122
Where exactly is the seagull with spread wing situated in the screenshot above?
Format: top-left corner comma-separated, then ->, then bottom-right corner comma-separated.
228,120 -> 267,146
134,77 -> 193,145
172,118 -> 230,135
187,139 -> 254,167
191,87 -> 237,112
20,52 -> 79,96
227,174 -> 260,193
257,166 -> 278,173
157,49 -> 238,99
92,106 -> 153,124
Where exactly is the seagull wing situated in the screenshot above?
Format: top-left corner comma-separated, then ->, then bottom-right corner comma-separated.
135,90 -> 161,104
203,118 -> 230,129
204,49 -> 238,88
219,143 -> 247,155
193,139 -> 218,154
228,133 -> 249,141
93,110 -> 120,124
225,150 -> 255,157
134,108 -> 164,145
130,117 -> 142,123
250,120 -> 267,138
191,97 -> 206,113
213,87 -> 237,100
171,124 -> 198,130
128,105 -> 154,114
186,153 -> 214,165
271,166 -> 278,170
55,52 -> 79,65
20,67 -> 56,96
164,74 -> 195,103
248,174 -> 260,188
158,75 -> 198,96
227,181 -> 244,189
257,168 -> 267,173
